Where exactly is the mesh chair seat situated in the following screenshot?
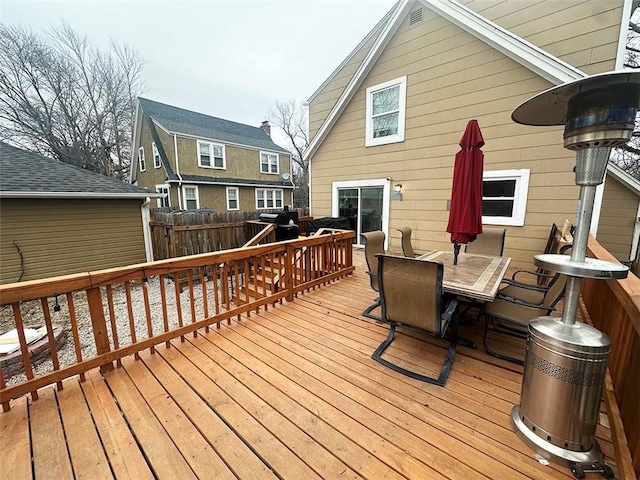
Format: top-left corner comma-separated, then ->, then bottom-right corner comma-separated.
372,254 -> 458,386
483,274 -> 567,364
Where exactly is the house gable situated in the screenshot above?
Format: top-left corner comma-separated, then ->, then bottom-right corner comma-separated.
306,0 -> 626,267
304,0 -> 629,163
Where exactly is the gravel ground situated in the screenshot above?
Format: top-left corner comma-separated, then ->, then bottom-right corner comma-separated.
1,275 -> 215,386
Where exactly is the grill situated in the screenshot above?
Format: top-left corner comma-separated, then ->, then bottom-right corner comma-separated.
258,212 -> 299,241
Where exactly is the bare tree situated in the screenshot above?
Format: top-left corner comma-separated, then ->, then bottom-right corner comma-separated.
0,22 -> 144,179
268,99 -> 309,208
612,7 -> 640,179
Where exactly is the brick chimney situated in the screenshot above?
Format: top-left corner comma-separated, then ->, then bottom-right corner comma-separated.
261,120 -> 271,136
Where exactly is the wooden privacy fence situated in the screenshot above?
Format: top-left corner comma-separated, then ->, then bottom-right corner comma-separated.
0,230 -> 355,410
582,237 -> 640,479
149,208 -> 312,260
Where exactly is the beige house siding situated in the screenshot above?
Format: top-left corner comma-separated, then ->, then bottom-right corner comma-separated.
459,0 -> 622,74
309,3 -> 620,268
597,176 -> 639,263
0,198 -> 147,285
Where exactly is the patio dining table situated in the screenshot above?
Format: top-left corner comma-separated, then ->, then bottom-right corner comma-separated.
418,250 -> 511,302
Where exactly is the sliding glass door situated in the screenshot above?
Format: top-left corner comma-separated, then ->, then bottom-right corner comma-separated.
333,179 -> 390,247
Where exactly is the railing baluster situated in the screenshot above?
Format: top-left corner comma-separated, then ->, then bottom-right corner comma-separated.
187,270 -> 197,338
11,304 -> 37,400
159,274 -> 170,348
123,282 -> 140,360
173,273 -> 185,342
39,298 -> 62,390
201,267 -> 209,333
105,286 -> 121,368
141,279 -> 155,354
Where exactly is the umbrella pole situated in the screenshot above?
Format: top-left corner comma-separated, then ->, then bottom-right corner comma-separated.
453,243 -> 461,265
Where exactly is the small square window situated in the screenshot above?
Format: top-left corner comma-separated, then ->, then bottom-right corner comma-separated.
155,184 -> 170,207
482,170 -> 530,226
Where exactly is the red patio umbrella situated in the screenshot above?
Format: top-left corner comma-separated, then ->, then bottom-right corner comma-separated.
446,119 -> 484,265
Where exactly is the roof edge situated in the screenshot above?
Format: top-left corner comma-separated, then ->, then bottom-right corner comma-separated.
305,0 -> 414,161
0,192 -> 160,199
306,1 -> 403,104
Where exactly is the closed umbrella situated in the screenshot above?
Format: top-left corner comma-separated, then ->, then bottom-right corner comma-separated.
446,119 -> 484,265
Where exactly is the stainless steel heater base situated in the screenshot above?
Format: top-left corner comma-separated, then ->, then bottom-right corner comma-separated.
511,405 -> 602,466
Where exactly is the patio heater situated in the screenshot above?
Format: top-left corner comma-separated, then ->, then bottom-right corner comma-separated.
510,71 -> 640,479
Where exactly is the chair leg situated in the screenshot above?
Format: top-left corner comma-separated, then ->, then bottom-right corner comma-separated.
362,297 -> 381,320
372,323 -> 457,386
482,313 -> 525,365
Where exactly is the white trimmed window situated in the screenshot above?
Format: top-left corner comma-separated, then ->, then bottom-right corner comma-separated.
182,185 -> 199,210
197,141 -> 225,169
226,186 -> 239,210
482,169 -> 530,226
260,151 -> 279,174
138,147 -> 146,172
155,184 -> 170,207
365,75 -> 407,147
152,142 -> 161,169
256,188 -> 283,209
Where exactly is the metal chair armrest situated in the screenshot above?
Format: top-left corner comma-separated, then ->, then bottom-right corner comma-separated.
495,292 -> 556,312
500,278 -> 548,292
511,269 -> 555,283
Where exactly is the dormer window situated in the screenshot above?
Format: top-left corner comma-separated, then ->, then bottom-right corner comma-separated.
260,151 -> 279,174
197,141 -> 225,169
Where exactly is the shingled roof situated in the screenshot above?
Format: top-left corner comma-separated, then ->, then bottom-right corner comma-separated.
0,142 -> 157,198
138,97 -> 289,154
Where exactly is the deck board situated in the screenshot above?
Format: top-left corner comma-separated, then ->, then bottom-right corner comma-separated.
2,249 -> 617,479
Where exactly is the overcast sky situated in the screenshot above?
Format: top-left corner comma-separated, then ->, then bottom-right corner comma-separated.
2,0 -> 397,147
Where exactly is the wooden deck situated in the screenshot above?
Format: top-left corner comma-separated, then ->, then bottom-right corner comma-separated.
1,250 -> 617,479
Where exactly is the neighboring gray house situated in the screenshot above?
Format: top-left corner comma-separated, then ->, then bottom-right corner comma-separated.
130,98 -> 294,212
0,142 -> 159,284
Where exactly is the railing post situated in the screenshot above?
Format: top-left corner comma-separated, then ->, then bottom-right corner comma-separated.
86,287 -> 114,373
285,244 -> 295,302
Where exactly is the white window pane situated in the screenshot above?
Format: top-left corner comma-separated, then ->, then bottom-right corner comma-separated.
373,112 -> 399,138
372,86 -> 399,115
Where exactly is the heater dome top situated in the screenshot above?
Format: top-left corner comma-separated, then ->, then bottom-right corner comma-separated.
511,70 -> 640,126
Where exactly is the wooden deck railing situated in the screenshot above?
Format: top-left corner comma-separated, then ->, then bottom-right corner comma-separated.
582,237 -> 640,479
0,231 -> 355,411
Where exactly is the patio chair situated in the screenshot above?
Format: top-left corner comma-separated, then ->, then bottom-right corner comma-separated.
465,228 -> 506,256
361,231 -> 386,320
499,244 -> 572,304
482,273 -> 567,364
372,254 -> 459,386
397,226 -> 417,257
